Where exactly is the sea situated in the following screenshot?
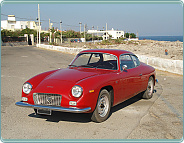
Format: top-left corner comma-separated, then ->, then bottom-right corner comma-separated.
139,36 -> 183,42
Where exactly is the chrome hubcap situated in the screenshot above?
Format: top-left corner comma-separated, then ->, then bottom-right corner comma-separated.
147,79 -> 154,96
97,95 -> 109,117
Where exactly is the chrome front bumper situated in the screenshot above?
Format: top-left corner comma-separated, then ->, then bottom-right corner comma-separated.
15,101 -> 91,113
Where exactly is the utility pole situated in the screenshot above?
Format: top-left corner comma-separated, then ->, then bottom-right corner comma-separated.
38,4 -> 41,47
97,26 -> 98,41
79,22 -> 82,34
92,26 -> 94,43
37,27 -> 38,45
84,24 -> 86,43
60,20 -> 62,44
106,23 -> 107,40
36,17 -> 38,45
49,19 -> 51,43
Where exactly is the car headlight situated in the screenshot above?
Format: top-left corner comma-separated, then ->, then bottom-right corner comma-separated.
22,82 -> 32,94
72,85 -> 83,98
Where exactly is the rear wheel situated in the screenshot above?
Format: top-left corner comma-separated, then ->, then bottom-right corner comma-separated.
142,76 -> 154,99
91,89 -> 111,123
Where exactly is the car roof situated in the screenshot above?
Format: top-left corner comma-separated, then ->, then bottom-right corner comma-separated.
80,49 -> 134,57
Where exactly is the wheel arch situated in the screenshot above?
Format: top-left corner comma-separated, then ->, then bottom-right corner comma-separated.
100,85 -> 114,107
150,74 -> 155,85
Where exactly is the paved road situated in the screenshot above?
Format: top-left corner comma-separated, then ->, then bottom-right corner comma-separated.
1,46 -> 183,140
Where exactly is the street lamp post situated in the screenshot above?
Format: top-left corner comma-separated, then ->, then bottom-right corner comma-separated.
92,26 -> 94,43
97,26 -> 98,41
36,18 -> 38,45
84,24 -> 86,43
49,20 -> 53,43
60,20 -> 62,44
79,22 -> 82,34
106,23 -> 107,40
38,4 -> 41,47
49,19 -> 51,43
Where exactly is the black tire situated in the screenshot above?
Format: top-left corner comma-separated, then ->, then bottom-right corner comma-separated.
142,76 -> 154,99
91,89 -> 111,123
34,109 -> 38,115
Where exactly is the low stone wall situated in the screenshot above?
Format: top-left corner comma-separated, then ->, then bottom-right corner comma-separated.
137,55 -> 183,75
2,42 -> 28,46
37,44 -> 84,55
37,44 -> 183,75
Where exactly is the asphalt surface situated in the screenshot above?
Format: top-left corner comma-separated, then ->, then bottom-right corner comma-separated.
1,46 -> 183,140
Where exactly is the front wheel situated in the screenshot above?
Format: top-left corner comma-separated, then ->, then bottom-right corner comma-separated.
142,76 -> 154,99
91,89 -> 111,123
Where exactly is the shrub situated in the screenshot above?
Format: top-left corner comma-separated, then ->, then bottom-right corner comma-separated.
114,39 -> 121,44
101,40 -> 111,45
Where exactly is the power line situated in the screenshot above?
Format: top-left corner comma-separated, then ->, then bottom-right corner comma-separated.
1,13 -> 35,21
1,13 -> 82,29
1,13 -> 108,31
1,13 -> 49,23
50,20 -> 80,28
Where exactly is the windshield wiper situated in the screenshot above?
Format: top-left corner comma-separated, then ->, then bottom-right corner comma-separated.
68,64 -> 78,67
69,64 -> 95,68
79,65 -> 95,68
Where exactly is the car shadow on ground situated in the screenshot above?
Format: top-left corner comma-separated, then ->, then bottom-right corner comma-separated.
28,111 -> 92,123
111,92 -> 143,113
28,92 -> 147,123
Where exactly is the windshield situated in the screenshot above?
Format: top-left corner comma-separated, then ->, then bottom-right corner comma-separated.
70,53 -> 118,70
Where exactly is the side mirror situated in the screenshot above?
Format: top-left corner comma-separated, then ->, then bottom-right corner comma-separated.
122,65 -> 127,71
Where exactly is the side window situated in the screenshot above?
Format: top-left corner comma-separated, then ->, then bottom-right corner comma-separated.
74,53 -> 91,66
120,54 -> 135,70
103,54 -> 117,62
89,54 -> 101,64
95,53 -> 118,70
103,54 -> 118,70
131,55 -> 140,67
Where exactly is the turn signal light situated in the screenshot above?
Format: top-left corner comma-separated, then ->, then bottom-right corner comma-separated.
69,101 -> 77,106
22,97 -> 28,101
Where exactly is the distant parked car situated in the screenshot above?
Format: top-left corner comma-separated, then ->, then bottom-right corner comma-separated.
70,39 -> 82,43
16,49 -> 156,122
70,39 -> 74,42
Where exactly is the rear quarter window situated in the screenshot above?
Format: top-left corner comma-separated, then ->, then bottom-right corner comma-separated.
131,55 -> 140,67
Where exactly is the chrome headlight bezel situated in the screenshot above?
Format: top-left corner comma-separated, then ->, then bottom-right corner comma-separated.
71,85 -> 83,98
22,82 -> 32,94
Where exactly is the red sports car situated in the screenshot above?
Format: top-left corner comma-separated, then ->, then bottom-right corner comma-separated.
16,49 -> 155,122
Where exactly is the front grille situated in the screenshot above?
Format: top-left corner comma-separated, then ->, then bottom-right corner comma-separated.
33,93 -> 62,106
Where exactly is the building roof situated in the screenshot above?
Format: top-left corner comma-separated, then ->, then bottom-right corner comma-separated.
8,15 -> 15,17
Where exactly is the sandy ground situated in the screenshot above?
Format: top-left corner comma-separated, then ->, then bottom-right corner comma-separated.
1,46 -> 183,140
62,40 -> 183,60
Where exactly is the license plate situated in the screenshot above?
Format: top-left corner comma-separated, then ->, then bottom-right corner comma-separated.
37,109 -> 52,115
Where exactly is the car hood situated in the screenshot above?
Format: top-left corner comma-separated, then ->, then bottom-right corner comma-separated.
32,68 -> 99,94
45,68 -> 99,82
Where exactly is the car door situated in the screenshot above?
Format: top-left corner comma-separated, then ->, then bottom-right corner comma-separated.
119,54 -> 142,102
130,55 -> 144,92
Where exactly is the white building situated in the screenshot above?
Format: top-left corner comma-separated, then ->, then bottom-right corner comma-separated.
87,28 -> 125,40
107,28 -> 124,39
1,15 -> 39,31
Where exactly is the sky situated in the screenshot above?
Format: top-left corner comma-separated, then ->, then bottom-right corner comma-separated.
1,4 -> 183,36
